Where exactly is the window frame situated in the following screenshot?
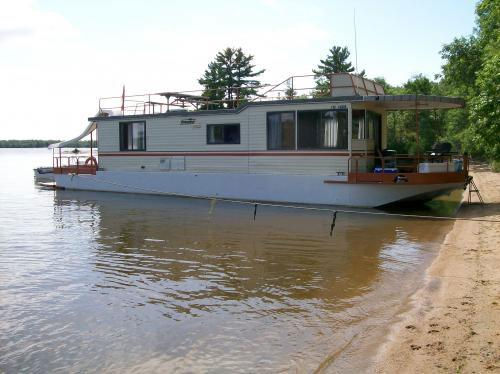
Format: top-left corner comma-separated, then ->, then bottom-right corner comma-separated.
296,108 -> 349,150
266,111 -> 296,150
119,121 -> 147,151
352,109 -> 367,140
206,123 -> 241,145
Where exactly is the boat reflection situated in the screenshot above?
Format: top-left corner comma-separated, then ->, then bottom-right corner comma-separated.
51,190 -> 451,372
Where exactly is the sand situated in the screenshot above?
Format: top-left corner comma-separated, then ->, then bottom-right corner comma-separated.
373,167 -> 500,373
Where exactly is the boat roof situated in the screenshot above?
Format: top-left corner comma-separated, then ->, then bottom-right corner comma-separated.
89,94 -> 465,121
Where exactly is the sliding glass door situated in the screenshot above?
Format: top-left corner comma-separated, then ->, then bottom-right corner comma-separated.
297,110 -> 348,150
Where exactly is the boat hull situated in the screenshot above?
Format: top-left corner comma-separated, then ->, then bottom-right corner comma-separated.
53,171 -> 464,208
34,167 -> 55,184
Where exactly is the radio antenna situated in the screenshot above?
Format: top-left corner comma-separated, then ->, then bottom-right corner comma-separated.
354,8 -> 358,74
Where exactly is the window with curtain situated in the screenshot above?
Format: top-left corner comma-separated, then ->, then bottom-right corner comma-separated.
267,112 -> 295,150
366,111 -> 381,141
297,110 -> 348,149
352,110 -> 366,139
119,121 -> 146,151
207,124 -> 240,144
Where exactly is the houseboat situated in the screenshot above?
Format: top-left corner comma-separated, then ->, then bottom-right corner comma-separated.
47,73 -> 468,208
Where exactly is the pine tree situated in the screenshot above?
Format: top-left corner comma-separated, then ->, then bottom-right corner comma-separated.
199,48 -> 265,109
312,46 -> 364,96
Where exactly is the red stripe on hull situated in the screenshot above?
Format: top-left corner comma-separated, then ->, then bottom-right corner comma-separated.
98,151 -> 371,157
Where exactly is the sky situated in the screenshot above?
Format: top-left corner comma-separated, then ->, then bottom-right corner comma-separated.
1,0 -> 477,140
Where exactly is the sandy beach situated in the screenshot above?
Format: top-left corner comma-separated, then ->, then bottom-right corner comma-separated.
373,167 -> 500,373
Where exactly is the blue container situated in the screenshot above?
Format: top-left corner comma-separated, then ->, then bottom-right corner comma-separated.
373,167 -> 399,173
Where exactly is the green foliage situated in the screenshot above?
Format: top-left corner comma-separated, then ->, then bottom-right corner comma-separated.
440,36 -> 482,94
467,52 -> 500,160
438,0 -> 500,162
199,47 -> 265,109
384,0 -> 499,162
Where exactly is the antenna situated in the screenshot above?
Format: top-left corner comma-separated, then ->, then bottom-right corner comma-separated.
354,8 -> 358,74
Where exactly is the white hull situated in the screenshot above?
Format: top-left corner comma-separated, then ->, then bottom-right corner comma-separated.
54,171 -> 463,208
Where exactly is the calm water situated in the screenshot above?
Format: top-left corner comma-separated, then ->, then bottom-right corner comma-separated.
0,148 -> 460,373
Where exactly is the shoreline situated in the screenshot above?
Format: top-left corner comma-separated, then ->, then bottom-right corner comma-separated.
372,168 -> 500,373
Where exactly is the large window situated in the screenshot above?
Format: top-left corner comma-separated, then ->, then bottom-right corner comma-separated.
367,110 -> 382,150
119,121 -> 146,151
297,110 -> 348,149
352,110 -> 381,141
267,112 -> 295,150
207,124 -> 240,144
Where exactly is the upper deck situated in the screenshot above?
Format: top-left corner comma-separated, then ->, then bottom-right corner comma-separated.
91,73 -> 464,121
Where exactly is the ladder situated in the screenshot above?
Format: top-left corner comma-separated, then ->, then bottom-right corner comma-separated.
467,176 -> 484,204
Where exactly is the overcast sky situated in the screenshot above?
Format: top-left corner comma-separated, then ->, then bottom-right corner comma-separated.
1,0 -> 477,140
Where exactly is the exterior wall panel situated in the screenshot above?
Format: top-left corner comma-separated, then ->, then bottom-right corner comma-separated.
97,100 -> 355,175
97,121 -> 119,152
99,155 -> 349,176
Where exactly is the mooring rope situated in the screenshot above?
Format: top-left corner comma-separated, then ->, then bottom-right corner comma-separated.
64,174 -> 500,224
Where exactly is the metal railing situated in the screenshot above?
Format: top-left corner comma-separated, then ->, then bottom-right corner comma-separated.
348,154 -> 469,183
97,73 -> 341,116
53,154 -> 98,175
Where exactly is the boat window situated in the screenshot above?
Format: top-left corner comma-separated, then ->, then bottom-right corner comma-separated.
352,110 -> 366,139
267,112 -> 295,150
297,110 -> 348,149
207,124 -> 240,144
366,111 -> 381,141
119,121 -> 146,151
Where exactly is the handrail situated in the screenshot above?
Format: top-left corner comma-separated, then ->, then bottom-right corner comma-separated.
53,154 -> 98,175
347,154 -> 468,175
97,73 -> 347,116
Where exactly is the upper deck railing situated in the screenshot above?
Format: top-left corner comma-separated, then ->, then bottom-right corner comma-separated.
97,73 -> 382,117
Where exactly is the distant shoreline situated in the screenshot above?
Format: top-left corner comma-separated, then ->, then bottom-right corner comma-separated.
0,140 -> 93,148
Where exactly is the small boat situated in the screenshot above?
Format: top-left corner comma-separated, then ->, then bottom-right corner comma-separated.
33,166 -> 55,184
45,73 -> 469,208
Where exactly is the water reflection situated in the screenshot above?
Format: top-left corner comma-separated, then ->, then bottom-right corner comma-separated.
0,148 -> 460,373
40,190 -> 449,372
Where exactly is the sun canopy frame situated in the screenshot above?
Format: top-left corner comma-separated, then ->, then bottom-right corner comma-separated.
362,94 -> 465,110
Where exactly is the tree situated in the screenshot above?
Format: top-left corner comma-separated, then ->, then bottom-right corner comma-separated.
467,50 -> 500,161
312,46 -> 364,96
438,0 -> 500,162
440,36 -> 482,95
199,48 -> 265,109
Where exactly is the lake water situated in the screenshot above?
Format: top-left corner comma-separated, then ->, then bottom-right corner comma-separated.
0,148 -> 461,373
